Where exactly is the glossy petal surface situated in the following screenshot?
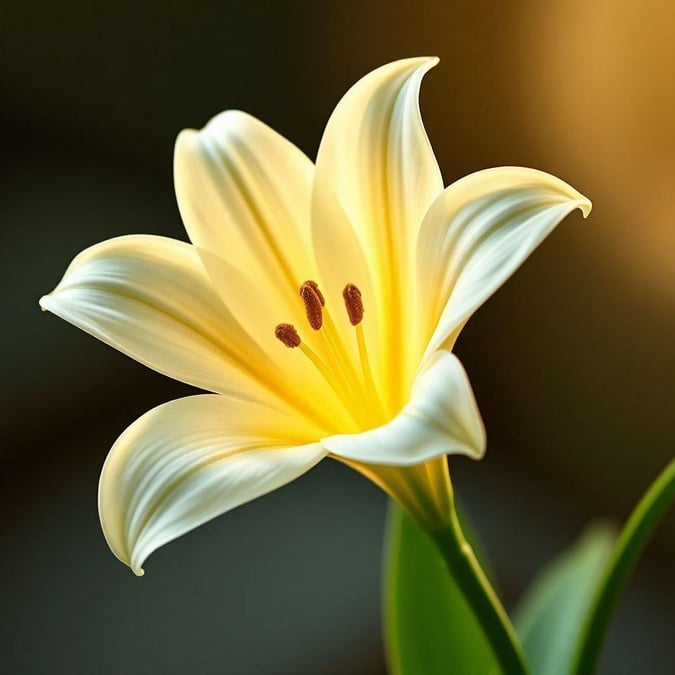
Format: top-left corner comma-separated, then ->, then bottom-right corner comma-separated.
322,350 -> 485,465
100,394 -> 326,575
40,235 -> 279,401
417,167 -> 591,359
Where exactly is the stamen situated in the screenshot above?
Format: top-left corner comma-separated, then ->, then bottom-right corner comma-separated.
299,281 -> 365,408
275,281 -> 384,427
274,323 -> 301,348
298,341 -> 363,428
302,279 -> 325,306
273,321 -> 359,426
343,282 -> 385,419
300,281 -> 323,330
355,322 -> 376,393
342,283 -> 364,325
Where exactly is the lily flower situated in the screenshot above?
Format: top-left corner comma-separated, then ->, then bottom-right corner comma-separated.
40,58 -> 590,576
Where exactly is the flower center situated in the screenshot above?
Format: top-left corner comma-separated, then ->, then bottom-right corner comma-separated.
274,280 -> 384,427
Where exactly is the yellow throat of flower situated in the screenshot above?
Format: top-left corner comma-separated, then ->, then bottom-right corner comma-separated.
274,279 -> 386,430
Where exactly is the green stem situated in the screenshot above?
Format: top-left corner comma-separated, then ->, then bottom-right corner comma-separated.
572,458 -> 675,675
430,507 -> 530,675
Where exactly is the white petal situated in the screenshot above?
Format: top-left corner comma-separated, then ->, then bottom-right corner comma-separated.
40,235 -> 282,400
321,350 -> 485,465
416,167 -> 592,359
99,394 -> 327,575
174,110 -> 318,302
314,57 -> 444,406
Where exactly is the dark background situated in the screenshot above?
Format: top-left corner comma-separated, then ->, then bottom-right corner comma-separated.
2,1 -> 673,673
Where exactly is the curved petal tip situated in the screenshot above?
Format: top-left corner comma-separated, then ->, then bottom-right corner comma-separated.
98,394 -> 327,575
381,55 -> 440,78
579,196 -> 592,218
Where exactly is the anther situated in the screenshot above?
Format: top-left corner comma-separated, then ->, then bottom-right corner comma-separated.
342,284 -> 364,325
274,323 -> 301,348
300,281 -> 324,330
302,280 -> 325,306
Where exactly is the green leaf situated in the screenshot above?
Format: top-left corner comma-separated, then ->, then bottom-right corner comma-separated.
513,524 -> 617,675
572,458 -> 675,675
383,501 -> 500,675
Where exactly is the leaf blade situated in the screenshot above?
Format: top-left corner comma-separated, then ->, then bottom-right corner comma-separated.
383,501 -> 500,675
513,524 -> 616,675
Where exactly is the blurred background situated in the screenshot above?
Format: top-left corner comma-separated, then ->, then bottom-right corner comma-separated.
1,1 -> 673,673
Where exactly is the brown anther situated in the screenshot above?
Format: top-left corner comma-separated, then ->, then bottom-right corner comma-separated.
274,323 -> 301,348
342,284 -> 364,326
299,281 -> 324,330
302,280 -> 325,306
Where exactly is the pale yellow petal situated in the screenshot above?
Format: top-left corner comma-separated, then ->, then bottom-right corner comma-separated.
173,111 -> 355,429
314,57 -> 444,408
322,350 -> 484,465
39,235 -> 283,402
99,394 -> 327,575
174,110 -> 318,302
310,176 -> 386,408
315,57 -> 443,271
416,167 -> 591,361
